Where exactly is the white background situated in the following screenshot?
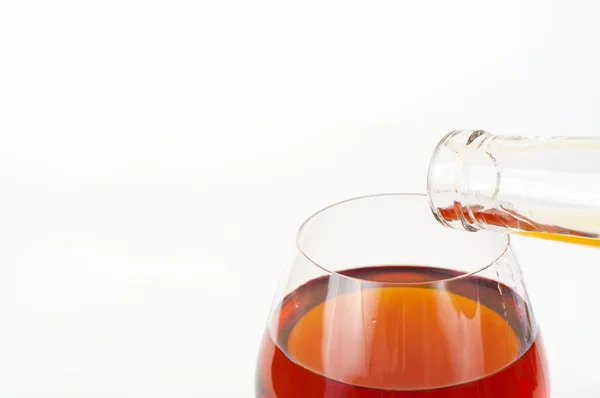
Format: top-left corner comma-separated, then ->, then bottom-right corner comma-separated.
1,0 -> 599,396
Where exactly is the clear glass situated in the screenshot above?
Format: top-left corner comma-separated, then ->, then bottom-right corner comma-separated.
428,129 -> 600,246
255,194 -> 549,397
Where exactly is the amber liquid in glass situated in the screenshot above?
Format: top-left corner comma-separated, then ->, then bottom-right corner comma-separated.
256,266 -> 548,397
438,203 -> 600,247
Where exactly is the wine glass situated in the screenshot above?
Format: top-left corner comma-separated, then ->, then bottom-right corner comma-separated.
255,193 -> 549,398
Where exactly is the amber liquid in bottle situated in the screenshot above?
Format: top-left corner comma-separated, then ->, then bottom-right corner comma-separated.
437,202 -> 600,247
256,266 -> 549,397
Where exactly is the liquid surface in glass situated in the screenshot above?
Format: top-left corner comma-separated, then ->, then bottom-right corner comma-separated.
256,266 -> 549,397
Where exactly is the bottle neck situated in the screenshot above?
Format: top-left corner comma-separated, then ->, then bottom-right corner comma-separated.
427,130 -> 600,245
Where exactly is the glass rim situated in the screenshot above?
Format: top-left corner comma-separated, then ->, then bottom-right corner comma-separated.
296,192 -> 511,286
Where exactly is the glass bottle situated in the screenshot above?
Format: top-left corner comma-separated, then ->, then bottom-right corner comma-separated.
428,129 -> 600,247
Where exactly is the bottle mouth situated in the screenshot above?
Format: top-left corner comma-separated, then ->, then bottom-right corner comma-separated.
428,129 -> 497,232
427,130 -> 477,231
